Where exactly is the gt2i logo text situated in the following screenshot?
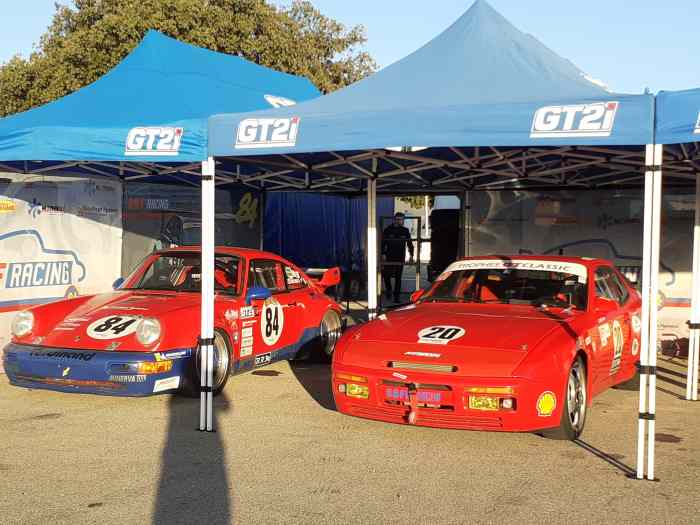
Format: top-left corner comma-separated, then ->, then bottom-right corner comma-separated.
125,127 -> 183,156
530,101 -> 618,138
235,117 -> 300,149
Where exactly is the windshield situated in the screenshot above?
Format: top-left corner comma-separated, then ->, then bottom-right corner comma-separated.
127,253 -> 241,295
422,263 -> 588,310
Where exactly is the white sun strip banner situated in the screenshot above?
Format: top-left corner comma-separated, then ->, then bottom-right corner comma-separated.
443,259 -> 588,283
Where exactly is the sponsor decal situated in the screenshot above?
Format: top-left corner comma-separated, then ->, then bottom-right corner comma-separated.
445,259 -> 588,283
242,327 -> 253,339
76,205 -> 118,218
584,335 -> 592,346
29,350 -> 96,361
264,94 -> 297,108
530,101 -> 619,138
598,322 -> 611,347
242,320 -> 257,327
392,372 -> 408,380
536,391 -> 557,417
225,309 -> 238,322
235,117 -> 300,149
126,197 -> 171,210
125,127 -> 183,156
106,342 -> 121,351
240,306 -> 255,319
26,197 -> 65,218
254,352 -> 272,367
4,261 -> 73,288
404,351 -> 441,358
154,349 -> 190,361
86,315 -> 140,340
62,367 -> 71,377
0,196 -> 16,213
695,111 -> 700,134
153,376 -> 180,393
240,339 -> 253,357
261,298 -> 284,346
631,315 -> 641,334
632,339 -> 639,356
417,326 -> 465,345
610,320 -> 624,375
109,375 -> 147,383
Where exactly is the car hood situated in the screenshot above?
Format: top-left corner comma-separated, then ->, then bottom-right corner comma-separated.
30,290 -> 206,351
343,302 -> 578,377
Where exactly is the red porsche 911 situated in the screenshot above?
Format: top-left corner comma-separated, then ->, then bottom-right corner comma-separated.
332,256 -> 641,439
4,247 -> 342,396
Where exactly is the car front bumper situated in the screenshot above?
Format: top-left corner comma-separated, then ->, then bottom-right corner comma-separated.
332,362 -> 564,432
3,343 -> 191,397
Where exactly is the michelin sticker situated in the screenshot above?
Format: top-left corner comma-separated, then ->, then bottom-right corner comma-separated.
417,326 -> 465,345
261,297 -> 284,346
87,316 -> 140,340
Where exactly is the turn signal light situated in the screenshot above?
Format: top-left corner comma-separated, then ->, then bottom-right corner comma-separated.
465,386 -> 514,395
137,361 -> 173,375
336,373 -> 367,383
345,383 -> 369,399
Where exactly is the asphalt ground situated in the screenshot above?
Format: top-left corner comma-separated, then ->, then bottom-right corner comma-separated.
1,354 -> 699,525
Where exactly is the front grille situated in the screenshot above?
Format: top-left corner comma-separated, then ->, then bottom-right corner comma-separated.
388,361 -> 457,373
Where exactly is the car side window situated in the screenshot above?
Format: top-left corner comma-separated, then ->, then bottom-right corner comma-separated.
595,267 -> 625,306
248,259 -> 286,293
283,265 -> 307,291
608,270 -> 630,305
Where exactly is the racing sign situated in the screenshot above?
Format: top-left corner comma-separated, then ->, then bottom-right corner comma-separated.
530,101 -> 618,138
125,127 -> 183,156
235,117 -> 300,149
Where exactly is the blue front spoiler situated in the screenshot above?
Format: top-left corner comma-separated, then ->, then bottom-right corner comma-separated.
2,343 -> 191,397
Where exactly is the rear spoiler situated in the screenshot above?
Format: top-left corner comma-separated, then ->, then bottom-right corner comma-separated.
305,267 -> 341,291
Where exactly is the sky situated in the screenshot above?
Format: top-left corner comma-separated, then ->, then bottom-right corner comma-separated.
1,0 -> 698,94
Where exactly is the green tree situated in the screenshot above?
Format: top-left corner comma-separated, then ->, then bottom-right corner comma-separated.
0,0 -> 376,117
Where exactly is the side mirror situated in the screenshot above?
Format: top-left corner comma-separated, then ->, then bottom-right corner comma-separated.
593,296 -> 617,313
113,277 -> 125,290
245,286 -> 271,305
410,289 -> 425,303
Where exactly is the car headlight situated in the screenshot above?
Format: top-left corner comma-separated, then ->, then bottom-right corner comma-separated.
136,318 -> 161,345
11,311 -> 34,338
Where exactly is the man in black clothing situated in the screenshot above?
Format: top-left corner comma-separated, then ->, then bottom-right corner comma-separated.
381,212 -> 414,302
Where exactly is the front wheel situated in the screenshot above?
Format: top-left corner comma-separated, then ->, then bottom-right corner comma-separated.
543,357 -> 587,440
182,329 -> 232,397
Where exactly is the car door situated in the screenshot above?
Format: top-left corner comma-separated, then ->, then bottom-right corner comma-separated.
591,266 -> 628,390
246,258 -> 304,367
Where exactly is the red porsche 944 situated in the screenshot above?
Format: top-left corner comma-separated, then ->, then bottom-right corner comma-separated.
333,256 -> 641,439
4,247 -> 342,396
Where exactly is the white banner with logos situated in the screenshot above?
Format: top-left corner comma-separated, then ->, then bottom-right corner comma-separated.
0,173 -> 122,366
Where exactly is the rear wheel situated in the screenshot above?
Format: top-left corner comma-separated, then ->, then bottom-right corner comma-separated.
543,357 -> 587,440
182,329 -> 232,397
294,309 -> 343,362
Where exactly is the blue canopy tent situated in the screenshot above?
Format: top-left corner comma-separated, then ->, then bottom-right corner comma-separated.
0,30 -> 320,432
656,89 -> 700,405
204,0 -> 693,479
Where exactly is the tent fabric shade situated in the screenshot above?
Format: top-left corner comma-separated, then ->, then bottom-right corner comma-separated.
656,88 -> 700,145
0,31 -> 319,162
208,0 -> 654,157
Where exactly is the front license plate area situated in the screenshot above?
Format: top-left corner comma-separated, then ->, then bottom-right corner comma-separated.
468,395 -> 499,411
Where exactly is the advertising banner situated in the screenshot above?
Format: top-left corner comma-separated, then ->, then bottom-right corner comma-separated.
0,173 -> 123,360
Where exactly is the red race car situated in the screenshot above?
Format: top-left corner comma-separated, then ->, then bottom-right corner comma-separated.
3,247 -> 342,396
333,256 -> 641,439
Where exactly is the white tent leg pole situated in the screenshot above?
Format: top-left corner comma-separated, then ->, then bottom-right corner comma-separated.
687,173 -> 700,401
636,144 -> 655,479
200,157 -> 216,432
367,174 -> 378,320
646,144 -> 663,481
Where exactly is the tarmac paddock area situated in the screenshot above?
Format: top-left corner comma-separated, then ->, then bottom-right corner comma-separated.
1,355 -> 699,525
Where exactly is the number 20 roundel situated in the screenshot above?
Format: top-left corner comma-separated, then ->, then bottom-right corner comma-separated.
417,325 -> 466,345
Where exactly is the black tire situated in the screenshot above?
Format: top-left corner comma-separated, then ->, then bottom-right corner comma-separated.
294,310 -> 343,362
542,357 -> 588,440
181,329 -> 232,397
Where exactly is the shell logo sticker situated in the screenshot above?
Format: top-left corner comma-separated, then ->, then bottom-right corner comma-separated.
86,315 -> 139,340
537,391 -> 557,417
261,297 -> 284,346
417,326 -> 465,345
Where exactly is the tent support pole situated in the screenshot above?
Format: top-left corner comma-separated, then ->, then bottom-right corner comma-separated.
259,190 -> 266,251
367,162 -> 378,321
636,144 -> 662,480
199,156 -> 216,432
687,172 -> 700,401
